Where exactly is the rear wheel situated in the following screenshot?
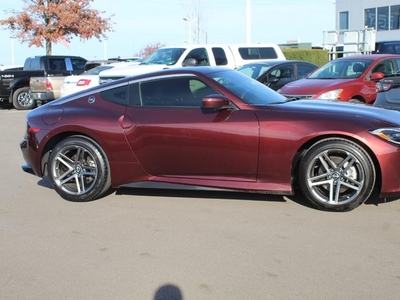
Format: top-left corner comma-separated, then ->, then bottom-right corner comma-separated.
47,136 -> 111,202
297,138 -> 375,212
12,87 -> 35,110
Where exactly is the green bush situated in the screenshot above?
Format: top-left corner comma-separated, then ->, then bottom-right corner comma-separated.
282,49 -> 329,66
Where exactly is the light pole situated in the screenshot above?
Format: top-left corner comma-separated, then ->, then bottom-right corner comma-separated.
183,17 -> 193,44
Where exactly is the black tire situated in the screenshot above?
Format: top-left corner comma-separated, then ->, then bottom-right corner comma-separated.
12,87 -> 36,110
297,138 -> 375,212
47,136 -> 111,202
349,98 -> 364,104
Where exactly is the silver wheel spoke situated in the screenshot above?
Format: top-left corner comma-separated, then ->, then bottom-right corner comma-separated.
51,145 -> 98,196
306,148 -> 365,206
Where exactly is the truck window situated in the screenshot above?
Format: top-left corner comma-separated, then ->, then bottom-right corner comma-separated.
71,59 -> 86,71
48,58 -> 67,71
184,48 -> 210,66
239,47 -> 278,60
24,57 -> 41,70
212,47 -> 228,66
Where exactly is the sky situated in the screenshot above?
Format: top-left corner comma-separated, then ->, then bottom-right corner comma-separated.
0,0 -> 336,66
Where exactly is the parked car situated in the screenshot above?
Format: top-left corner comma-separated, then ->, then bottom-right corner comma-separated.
236,60 -> 318,90
84,59 -> 118,72
61,64 -> 116,97
20,67 -> 400,212
278,54 -> 400,104
60,61 -> 141,97
374,40 -> 400,54
373,73 -> 400,110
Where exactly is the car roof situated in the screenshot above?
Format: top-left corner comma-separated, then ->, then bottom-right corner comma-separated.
336,54 -> 400,60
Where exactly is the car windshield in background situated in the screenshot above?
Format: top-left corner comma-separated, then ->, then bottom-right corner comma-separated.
210,70 -> 287,105
85,65 -> 114,75
236,63 -> 276,79
140,48 -> 186,66
308,59 -> 373,79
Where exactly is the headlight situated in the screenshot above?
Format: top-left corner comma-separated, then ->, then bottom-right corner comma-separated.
370,128 -> 400,144
315,89 -> 343,100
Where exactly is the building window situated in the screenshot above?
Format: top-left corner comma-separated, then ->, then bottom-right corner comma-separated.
391,5 -> 400,30
377,6 -> 389,31
365,8 -> 376,29
339,11 -> 349,30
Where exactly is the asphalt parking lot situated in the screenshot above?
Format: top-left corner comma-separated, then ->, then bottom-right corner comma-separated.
1,108 -> 400,300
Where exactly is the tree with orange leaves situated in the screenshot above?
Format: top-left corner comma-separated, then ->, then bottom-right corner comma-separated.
0,0 -> 114,55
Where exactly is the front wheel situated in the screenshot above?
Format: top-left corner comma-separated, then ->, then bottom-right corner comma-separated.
47,136 -> 111,202
12,87 -> 35,110
297,138 -> 375,212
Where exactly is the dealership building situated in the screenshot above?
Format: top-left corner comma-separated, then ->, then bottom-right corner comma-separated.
335,0 -> 400,41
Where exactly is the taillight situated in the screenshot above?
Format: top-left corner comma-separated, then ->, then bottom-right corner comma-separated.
28,127 -> 40,133
77,79 -> 91,86
45,79 -> 53,90
376,81 -> 392,92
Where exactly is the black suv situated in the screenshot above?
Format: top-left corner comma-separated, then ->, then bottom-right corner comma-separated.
374,41 -> 400,54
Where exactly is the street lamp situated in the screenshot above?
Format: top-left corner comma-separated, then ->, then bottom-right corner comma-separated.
183,17 -> 194,44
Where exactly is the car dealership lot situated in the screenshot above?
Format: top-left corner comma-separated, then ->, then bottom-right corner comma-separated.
1,108 -> 400,300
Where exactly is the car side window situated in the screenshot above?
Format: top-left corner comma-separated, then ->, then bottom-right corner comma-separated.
212,47 -> 228,65
297,64 -> 316,78
372,60 -> 395,75
185,48 -> 210,66
139,76 -> 218,107
100,85 -> 128,106
270,65 -> 294,82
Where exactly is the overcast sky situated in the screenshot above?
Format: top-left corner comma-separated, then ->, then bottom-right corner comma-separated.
0,0 -> 335,65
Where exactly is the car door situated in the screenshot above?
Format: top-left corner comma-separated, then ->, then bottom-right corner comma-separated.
296,63 -> 317,79
266,63 -> 295,90
123,75 -> 259,181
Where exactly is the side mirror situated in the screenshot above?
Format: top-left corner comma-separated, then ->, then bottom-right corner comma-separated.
370,72 -> 385,81
202,94 -> 230,109
267,76 -> 279,84
182,58 -> 198,67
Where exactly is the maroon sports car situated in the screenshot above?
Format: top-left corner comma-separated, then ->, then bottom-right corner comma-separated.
20,67 -> 400,212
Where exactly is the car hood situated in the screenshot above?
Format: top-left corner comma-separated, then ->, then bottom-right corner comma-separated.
272,99 -> 400,126
280,78 -> 358,94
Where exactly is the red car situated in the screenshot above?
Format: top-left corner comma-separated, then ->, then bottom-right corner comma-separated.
279,54 -> 400,104
20,67 -> 400,212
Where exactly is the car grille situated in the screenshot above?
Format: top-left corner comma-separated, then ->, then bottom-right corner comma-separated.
280,94 -> 315,100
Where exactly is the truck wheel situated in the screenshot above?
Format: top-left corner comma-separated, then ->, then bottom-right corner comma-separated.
12,87 -> 36,110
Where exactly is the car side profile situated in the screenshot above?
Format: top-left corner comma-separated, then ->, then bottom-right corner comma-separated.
279,54 -> 400,103
20,67 -> 400,212
236,60 -> 318,90
374,73 -> 400,110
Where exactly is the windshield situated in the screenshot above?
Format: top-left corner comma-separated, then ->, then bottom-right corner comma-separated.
309,59 -> 373,79
85,65 -> 114,75
236,63 -> 275,79
140,48 -> 185,66
210,70 -> 287,105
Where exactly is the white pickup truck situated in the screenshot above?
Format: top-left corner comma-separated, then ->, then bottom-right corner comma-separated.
99,43 -> 285,84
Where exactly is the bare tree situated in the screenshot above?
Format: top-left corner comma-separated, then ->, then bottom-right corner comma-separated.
182,0 -> 207,44
0,0 -> 114,55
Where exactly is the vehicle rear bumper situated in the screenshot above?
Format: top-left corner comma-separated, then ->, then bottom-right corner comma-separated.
29,91 -> 55,101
